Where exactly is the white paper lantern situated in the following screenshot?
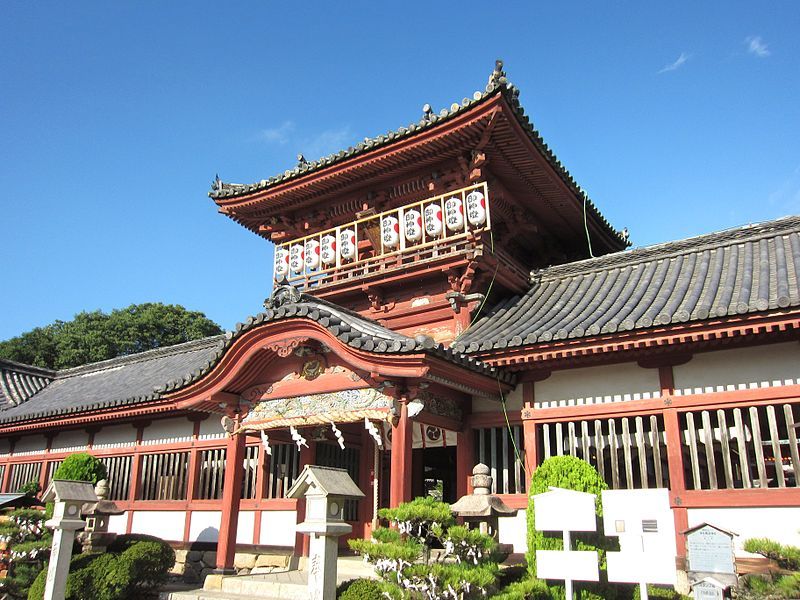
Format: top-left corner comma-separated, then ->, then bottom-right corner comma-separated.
381,215 -> 400,249
274,247 -> 289,280
339,229 -> 357,260
305,239 -> 321,270
320,234 -> 337,266
404,209 -> 423,242
289,244 -> 305,274
465,190 -> 487,226
424,203 -> 443,237
445,196 -> 465,232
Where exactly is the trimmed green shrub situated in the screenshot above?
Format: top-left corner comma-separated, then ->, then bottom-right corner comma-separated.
337,578 -> 385,599
27,537 -> 175,600
743,538 -> 800,571
525,456 -> 619,599
633,584 -> 691,599
490,577 -> 552,599
52,454 -> 107,485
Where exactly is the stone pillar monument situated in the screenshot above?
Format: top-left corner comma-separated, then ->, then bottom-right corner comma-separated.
287,465 -> 365,600
41,480 -> 98,600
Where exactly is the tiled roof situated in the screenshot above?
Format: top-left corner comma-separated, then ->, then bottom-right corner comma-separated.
0,337 -> 225,424
0,289 -> 509,425
454,215 -> 800,353
209,62 -> 626,246
0,360 -> 54,409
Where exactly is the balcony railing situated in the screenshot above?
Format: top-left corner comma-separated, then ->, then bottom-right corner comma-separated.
273,182 -> 491,290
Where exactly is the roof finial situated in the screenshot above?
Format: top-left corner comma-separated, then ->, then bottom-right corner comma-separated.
297,154 -> 308,166
488,59 -> 507,87
422,103 -> 433,120
212,174 -> 222,191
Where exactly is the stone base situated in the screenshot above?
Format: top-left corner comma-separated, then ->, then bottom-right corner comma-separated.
169,549 -> 293,584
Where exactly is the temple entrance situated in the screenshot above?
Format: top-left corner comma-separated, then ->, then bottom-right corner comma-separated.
414,425 -> 458,504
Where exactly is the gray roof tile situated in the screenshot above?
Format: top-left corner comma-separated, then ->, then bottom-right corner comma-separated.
454,215 -> 800,352
0,290 -> 509,425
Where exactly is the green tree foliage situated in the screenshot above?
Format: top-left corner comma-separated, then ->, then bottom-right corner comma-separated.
27,535 -> 175,600
337,578 -> 385,599
525,456 -> 618,599
738,538 -> 800,599
0,509 -> 52,599
0,303 -> 222,369
52,454 -> 107,486
348,497 -> 500,599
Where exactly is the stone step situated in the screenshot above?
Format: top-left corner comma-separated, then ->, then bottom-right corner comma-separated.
161,558 -> 376,600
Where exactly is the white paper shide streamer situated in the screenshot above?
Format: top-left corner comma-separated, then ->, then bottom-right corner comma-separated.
364,417 -> 382,447
289,425 -> 308,449
330,421 -> 345,450
259,430 -> 272,456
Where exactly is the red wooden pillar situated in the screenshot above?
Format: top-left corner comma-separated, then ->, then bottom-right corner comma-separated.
126,423 -> 146,535
184,419 -> 203,544
456,425 -> 474,498
216,431 -> 246,572
390,400 -> 413,506
660,366 -> 689,560
521,382 -> 538,487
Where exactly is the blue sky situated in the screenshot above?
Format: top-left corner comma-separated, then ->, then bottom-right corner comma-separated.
2,1 -> 798,341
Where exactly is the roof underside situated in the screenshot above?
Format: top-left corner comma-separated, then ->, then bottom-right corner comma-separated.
455,215 -> 800,353
209,69 -> 627,253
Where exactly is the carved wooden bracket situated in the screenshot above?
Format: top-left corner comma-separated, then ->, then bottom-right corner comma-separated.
264,336 -> 310,358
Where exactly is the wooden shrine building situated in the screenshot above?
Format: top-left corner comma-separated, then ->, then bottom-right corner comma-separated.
1,62 -> 798,577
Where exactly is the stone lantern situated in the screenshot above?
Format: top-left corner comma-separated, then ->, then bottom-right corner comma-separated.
41,480 -> 98,600
288,465 -> 365,600
78,479 -> 124,553
450,464 -> 518,556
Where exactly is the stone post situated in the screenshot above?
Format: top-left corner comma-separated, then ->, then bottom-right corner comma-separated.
288,465 -> 365,600
41,480 -> 98,600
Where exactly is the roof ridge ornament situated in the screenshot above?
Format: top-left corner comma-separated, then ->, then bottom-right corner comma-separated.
264,285 -> 303,309
488,59 -> 508,88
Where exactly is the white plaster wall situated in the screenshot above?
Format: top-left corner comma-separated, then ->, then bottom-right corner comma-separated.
473,385 -> 523,413
534,363 -> 660,409
131,510 -> 186,541
497,509 -> 527,553
50,430 -> 89,452
259,510 -> 297,547
237,511 -> 256,545
674,343 -> 800,396
108,512 -> 128,535
189,511 -> 221,543
12,435 -> 47,456
687,507 -> 800,555
141,417 -> 193,445
198,417 -> 226,441
92,424 -> 137,448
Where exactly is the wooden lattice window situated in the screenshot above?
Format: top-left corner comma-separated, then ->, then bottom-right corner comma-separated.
538,415 -> 670,490
316,442 -> 360,521
474,425 -> 526,494
681,403 -> 800,490
98,456 -> 132,501
140,451 -> 190,500
7,462 -> 41,493
241,445 -> 259,500
196,448 -> 226,500
266,443 -> 300,499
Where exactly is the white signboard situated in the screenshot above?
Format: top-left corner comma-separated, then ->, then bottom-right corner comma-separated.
692,580 -> 724,600
687,526 -> 735,574
537,550 -> 599,582
602,489 -> 677,586
534,487 -> 597,532
607,550 -> 676,585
